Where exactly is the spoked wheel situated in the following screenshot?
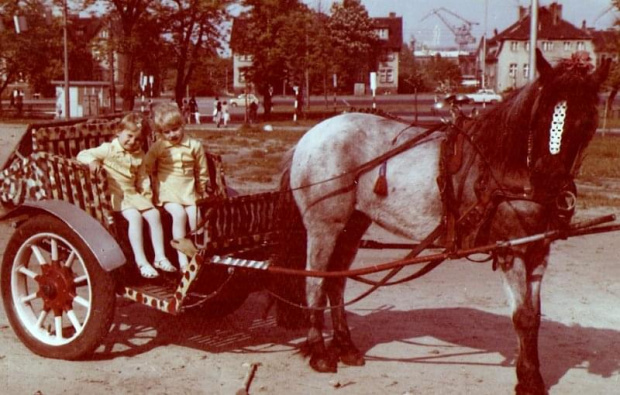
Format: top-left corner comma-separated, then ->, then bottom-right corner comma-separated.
1,215 -> 116,360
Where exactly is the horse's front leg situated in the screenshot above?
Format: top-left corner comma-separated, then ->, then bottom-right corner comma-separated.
498,242 -> 549,395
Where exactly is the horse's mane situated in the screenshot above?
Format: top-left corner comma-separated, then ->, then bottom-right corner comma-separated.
468,58 -> 602,172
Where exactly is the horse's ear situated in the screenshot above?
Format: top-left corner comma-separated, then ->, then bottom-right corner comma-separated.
536,48 -> 553,81
595,57 -> 612,86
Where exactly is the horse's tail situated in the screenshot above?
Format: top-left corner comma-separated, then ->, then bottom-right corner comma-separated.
271,150 -> 309,329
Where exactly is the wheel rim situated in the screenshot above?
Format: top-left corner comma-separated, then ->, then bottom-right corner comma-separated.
10,232 -> 93,346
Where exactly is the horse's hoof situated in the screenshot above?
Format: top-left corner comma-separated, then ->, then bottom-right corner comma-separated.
515,382 -> 547,395
310,355 -> 338,373
339,350 -> 365,366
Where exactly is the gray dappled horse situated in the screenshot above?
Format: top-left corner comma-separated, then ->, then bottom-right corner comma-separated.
274,50 -> 610,394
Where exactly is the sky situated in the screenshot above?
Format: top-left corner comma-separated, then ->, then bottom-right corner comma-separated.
303,0 -> 618,49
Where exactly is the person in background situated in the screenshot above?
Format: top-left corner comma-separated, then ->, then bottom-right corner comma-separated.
146,103 -> 211,270
222,100 -> 230,127
76,113 -> 174,278
189,95 -> 200,124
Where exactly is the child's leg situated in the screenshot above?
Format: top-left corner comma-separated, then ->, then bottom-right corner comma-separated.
164,202 -> 190,269
141,208 -> 168,262
184,205 -> 198,232
122,208 -> 158,278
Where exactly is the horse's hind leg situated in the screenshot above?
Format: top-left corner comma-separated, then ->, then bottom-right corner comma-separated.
326,211 -> 371,366
305,226 -> 342,373
498,242 -> 549,395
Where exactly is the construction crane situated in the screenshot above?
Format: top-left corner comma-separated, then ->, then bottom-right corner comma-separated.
421,7 -> 479,50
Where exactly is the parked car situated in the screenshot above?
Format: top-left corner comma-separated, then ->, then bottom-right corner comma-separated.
465,89 -> 502,104
229,93 -> 259,107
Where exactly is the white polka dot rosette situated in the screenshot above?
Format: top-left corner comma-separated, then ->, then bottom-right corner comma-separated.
549,101 -> 567,155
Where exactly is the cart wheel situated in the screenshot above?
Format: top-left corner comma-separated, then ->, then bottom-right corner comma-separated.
1,215 -> 116,360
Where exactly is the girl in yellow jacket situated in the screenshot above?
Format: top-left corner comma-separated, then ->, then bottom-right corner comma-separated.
146,103 -> 210,270
76,113 -> 175,278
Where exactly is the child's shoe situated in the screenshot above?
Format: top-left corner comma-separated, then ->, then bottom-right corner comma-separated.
138,262 -> 159,278
154,258 -> 176,272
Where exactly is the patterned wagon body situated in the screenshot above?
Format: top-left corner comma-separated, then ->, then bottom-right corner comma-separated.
0,116 -> 287,360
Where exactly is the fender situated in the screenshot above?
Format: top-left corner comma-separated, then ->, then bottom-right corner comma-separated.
0,200 -> 126,272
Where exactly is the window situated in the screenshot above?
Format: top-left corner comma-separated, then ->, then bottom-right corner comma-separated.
379,68 -> 394,83
542,41 -> 554,51
577,41 -> 585,51
509,63 -> 517,78
238,72 -> 246,84
523,63 -> 529,79
510,41 -> 518,52
376,28 -> 389,40
564,41 -> 571,51
238,54 -> 253,62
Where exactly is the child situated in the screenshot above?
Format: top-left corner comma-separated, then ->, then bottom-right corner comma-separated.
222,100 -> 230,127
146,103 -> 210,270
76,113 -> 175,278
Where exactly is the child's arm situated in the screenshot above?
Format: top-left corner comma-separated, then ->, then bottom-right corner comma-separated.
193,141 -> 211,197
135,162 -> 153,200
76,143 -> 110,173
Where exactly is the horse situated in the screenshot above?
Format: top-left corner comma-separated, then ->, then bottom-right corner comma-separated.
273,49 -> 611,395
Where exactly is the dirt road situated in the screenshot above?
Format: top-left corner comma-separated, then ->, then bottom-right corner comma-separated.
1,124 -> 619,394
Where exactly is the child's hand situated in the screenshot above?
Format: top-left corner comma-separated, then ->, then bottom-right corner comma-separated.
88,160 -> 103,174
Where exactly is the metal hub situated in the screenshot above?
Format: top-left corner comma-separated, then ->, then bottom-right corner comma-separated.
36,263 -> 76,315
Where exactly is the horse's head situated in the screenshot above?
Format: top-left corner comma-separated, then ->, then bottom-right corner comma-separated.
528,49 -> 611,194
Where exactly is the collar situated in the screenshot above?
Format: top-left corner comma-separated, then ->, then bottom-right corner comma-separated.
162,134 -> 191,148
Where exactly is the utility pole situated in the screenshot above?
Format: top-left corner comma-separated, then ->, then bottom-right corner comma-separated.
63,0 -> 70,119
529,0 -> 538,81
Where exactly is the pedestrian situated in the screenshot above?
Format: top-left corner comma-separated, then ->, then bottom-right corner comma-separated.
189,95 -> 200,124
249,101 -> 258,124
214,97 -> 223,127
16,90 -> 24,115
182,99 -> 191,123
145,103 -> 211,271
76,113 -> 174,278
222,100 -> 230,127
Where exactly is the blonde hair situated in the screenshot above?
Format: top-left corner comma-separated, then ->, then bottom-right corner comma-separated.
119,112 -> 145,135
152,103 -> 184,132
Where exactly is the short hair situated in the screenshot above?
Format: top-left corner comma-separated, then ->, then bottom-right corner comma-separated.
119,112 -> 145,135
152,103 -> 184,132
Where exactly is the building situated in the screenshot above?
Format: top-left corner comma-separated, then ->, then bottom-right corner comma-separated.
230,12 -> 403,94
372,13 -> 403,94
479,2 -> 594,93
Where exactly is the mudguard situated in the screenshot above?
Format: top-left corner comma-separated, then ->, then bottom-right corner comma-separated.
0,200 -> 126,272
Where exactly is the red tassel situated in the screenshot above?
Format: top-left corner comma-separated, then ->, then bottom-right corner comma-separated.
373,162 -> 388,196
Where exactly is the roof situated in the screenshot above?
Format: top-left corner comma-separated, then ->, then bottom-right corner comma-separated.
373,15 -> 403,51
488,3 -> 590,45
230,18 -> 249,52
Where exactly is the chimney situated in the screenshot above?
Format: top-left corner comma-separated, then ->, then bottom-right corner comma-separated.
550,2 -> 563,25
582,20 -> 587,30
389,12 -> 396,18
518,6 -> 527,19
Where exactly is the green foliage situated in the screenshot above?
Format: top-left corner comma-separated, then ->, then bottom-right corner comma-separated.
155,0 -> 231,105
398,43 -> 429,93
0,0 -> 63,100
236,0 -> 379,96
327,0 -> 379,92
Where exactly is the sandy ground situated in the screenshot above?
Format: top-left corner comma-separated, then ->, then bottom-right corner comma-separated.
1,124 -> 620,394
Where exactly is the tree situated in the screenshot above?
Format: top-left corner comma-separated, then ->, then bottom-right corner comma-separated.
398,42 -> 429,93
91,0 -> 155,111
327,0 -> 379,93
234,0 -> 310,98
0,0 -> 63,107
155,0 -> 231,107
